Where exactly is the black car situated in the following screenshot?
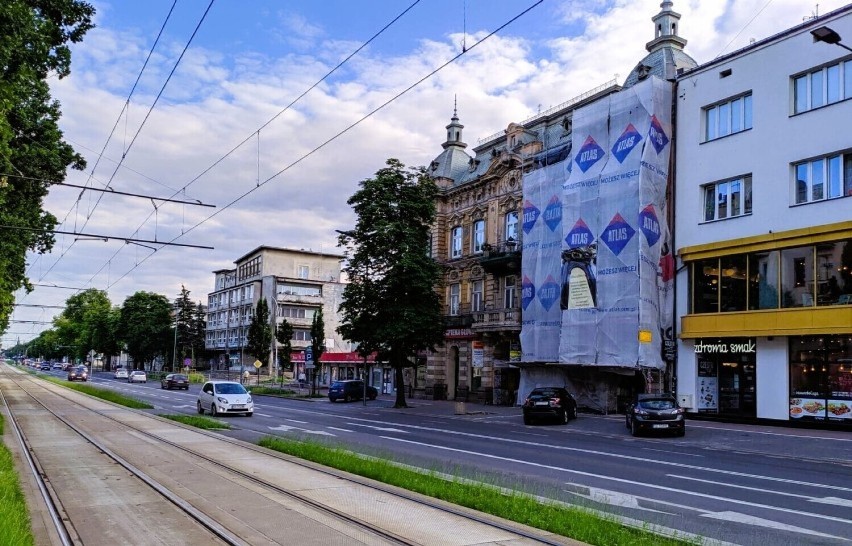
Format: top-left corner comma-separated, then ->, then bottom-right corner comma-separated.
161,373 -> 189,390
626,394 -> 685,437
328,380 -> 378,402
67,366 -> 88,381
522,387 -> 578,425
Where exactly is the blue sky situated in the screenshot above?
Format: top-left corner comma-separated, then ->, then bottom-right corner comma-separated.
6,0 -> 848,345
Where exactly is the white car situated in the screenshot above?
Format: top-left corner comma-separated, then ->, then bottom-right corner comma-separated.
197,381 -> 253,417
127,370 -> 147,383
114,368 -> 129,379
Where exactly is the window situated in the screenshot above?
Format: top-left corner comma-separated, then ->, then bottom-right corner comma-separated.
702,175 -> 752,221
449,283 -> 460,315
504,276 -> 516,309
704,93 -> 752,141
505,212 -> 518,242
277,305 -> 315,319
450,226 -> 463,258
471,280 -> 483,312
276,283 -> 321,297
472,220 -> 485,253
794,153 -> 852,204
298,265 -> 309,279
794,60 -> 852,114
781,247 -> 814,308
292,329 -> 311,341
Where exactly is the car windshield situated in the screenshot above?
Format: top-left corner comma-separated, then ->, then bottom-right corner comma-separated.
531,388 -> 560,397
173,375 -> 186,380
639,399 -> 676,410
216,383 -> 247,395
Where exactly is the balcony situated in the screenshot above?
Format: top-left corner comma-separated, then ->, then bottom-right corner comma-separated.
442,314 -> 473,328
471,307 -> 521,332
478,240 -> 521,275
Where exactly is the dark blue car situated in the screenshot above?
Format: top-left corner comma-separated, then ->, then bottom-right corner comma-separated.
328,380 -> 378,402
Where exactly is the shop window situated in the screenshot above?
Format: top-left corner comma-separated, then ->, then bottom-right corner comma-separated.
789,335 -> 852,423
780,246 -> 815,308
720,255 -> 747,311
817,239 -> 852,306
747,250 -> 780,310
692,258 -> 719,313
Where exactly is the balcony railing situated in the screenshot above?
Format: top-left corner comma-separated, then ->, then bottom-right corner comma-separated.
478,240 -> 521,275
471,307 -> 521,331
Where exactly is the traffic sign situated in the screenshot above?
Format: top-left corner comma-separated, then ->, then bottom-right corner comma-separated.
253,359 -> 262,369
183,358 -> 192,367
304,347 -> 314,369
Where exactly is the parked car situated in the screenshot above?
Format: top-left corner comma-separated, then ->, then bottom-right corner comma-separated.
161,373 -> 189,390
196,381 -> 253,416
127,370 -> 147,383
39,362 -> 51,371
626,393 -> 685,437
328,380 -> 378,402
522,387 -> 578,425
67,366 -> 88,381
113,368 -> 129,379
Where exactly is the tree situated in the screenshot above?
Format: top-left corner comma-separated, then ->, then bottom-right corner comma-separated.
276,318 -> 294,387
190,301 -> 208,367
173,285 -> 194,370
53,288 -> 111,362
309,308 -> 326,396
337,159 -> 444,408
118,292 -> 172,369
0,1 -> 95,333
246,297 -> 272,372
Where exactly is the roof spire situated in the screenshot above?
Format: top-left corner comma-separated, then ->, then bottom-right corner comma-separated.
443,97 -> 466,150
647,0 -> 687,53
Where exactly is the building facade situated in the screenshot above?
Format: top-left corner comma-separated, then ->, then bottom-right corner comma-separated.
205,246 -> 351,383
673,6 -> 852,426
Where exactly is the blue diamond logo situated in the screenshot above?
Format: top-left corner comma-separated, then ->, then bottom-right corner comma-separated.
574,135 -> 605,173
565,218 -> 595,249
522,200 -> 540,234
601,213 -> 635,256
543,195 -> 562,232
648,115 -> 669,154
521,275 -> 536,310
611,123 -> 642,163
639,205 -> 661,247
538,275 -> 560,311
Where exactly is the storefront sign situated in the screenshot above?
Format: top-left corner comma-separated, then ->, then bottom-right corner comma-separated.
472,341 -> 484,368
694,340 -> 755,354
445,328 -> 475,339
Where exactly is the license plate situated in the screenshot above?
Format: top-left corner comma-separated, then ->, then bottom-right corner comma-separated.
535,401 -> 549,406
231,405 -> 245,409
652,424 -> 668,429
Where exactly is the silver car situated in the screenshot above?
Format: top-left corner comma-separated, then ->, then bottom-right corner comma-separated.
127,370 -> 147,383
196,381 -> 253,417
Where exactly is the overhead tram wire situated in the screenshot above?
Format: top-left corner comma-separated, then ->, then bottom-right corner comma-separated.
82,0 -> 425,290
714,0 -> 774,58
102,0 -> 545,291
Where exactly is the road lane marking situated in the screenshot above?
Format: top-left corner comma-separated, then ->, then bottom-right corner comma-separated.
670,474 -> 852,506
701,511 -> 846,539
346,423 -> 410,433
284,419 -> 308,424
327,427 -> 355,433
256,413 -> 272,417
380,436 -> 852,527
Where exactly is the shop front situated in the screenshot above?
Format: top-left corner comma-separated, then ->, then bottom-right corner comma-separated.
789,335 -> 852,425
694,338 -> 757,418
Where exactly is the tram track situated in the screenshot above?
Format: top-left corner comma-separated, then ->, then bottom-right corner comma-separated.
1,367 -> 571,545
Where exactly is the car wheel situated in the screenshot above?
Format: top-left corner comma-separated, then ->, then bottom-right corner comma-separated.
676,427 -> 685,437
630,419 -> 640,437
344,394 -> 350,403
561,409 -> 569,425
196,401 -> 204,414
571,405 -> 578,420
160,384 -> 165,389
245,412 -> 252,417
210,404 -> 217,417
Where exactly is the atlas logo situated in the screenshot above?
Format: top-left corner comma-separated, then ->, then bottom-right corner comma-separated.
543,195 -> 562,232
538,275 -> 560,311
575,135 -> 605,173
611,123 -> 642,163
521,275 -> 536,310
522,200 -> 540,234
648,115 -> 669,154
601,212 -> 635,256
639,205 -> 660,247
565,218 -> 594,249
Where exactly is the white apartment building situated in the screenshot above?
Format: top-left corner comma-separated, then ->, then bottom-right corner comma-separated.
674,6 -> 852,426
205,246 -> 350,381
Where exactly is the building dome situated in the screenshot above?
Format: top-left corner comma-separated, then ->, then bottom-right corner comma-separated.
624,1 -> 697,87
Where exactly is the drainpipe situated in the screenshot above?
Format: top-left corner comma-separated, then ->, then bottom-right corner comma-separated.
669,77 -> 679,396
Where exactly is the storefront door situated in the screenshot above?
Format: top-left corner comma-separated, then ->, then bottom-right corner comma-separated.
695,338 -> 757,418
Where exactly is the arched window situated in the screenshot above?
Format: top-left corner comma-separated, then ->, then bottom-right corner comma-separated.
505,211 -> 518,242
472,220 -> 485,253
450,226 -> 463,258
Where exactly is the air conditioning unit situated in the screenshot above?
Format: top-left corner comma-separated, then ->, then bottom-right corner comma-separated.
678,394 -> 693,408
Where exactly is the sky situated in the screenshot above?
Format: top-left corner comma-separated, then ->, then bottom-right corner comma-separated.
5,0 -> 848,346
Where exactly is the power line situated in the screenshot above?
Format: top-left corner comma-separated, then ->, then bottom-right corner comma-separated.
0,225 -> 214,250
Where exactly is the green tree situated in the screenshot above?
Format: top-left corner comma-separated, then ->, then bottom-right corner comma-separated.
118,291 -> 172,370
309,308 -> 326,395
337,159 -> 444,408
53,288 -> 111,362
173,285 -> 194,369
190,301 -> 208,367
246,297 -> 272,372
0,1 -> 95,333
276,318 -> 294,387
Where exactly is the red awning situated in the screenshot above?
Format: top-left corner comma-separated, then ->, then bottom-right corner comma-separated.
290,351 -> 377,363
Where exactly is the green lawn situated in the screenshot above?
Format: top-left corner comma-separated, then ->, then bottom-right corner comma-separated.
0,414 -> 34,546
158,414 -> 231,430
258,437 -> 697,546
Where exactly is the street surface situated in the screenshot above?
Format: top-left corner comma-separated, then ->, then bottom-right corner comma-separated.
33,367 -> 852,545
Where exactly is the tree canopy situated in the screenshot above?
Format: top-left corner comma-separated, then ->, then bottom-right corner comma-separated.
119,291 -> 172,369
0,0 -> 95,333
337,159 -> 444,408
246,297 -> 272,369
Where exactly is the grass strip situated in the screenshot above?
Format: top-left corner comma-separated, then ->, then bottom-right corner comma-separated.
158,414 -> 231,430
258,437 -> 695,546
37,373 -> 153,409
0,414 -> 35,546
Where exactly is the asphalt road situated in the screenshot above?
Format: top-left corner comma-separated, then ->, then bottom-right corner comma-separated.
46,369 -> 852,546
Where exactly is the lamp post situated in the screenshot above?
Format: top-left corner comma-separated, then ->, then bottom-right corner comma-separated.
811,26 -> 852,52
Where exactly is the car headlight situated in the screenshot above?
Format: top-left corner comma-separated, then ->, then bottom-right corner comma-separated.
217,397 -> 228,404
246,396 -> 252,403
634,408 -> 649,416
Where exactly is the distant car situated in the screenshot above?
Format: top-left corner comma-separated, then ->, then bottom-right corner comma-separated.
127,370 -> 147,383
39,362 -> 51,371
626,394 -> 685,437
197,381 -> 253,417
67,366 -> 88,381
62,363 -> 73,371
522,387 -> 578,425
51,362 -> 63,370
328,380 -> 378,403
113,368 -> 129,379
161,373 -> 189,390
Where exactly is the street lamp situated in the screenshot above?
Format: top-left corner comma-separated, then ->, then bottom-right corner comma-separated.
811,26 -> 852,52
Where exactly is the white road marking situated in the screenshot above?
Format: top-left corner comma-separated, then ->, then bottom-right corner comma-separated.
670,474 -> 852,506
302,430 -> 335,436
327,427 -> 355,433
702,511 -> 847,539
578,487 -> 669,513
284,419 -> 308,424
346,423 -> 410,433
255,413 -> 273,417
380,436 -> 852,527
268,425 -> 300,432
